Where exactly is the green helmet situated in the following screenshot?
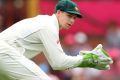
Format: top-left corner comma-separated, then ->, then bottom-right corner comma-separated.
55,0 -> 82,18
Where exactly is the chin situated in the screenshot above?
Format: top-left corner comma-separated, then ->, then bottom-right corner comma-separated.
61,25 -> 70,29
65,27 -> 69,29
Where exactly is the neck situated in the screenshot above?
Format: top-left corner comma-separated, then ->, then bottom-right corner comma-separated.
55,13 -> 62,30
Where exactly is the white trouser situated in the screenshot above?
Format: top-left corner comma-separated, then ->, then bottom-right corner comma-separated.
0,40 -> 51,80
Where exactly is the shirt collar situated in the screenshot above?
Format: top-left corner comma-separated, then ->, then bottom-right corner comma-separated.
51,14 -> 59,31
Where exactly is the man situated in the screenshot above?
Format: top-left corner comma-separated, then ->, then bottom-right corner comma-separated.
0,0 -> 112,80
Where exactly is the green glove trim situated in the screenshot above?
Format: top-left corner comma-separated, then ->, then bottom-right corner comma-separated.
78,53 -> 99,68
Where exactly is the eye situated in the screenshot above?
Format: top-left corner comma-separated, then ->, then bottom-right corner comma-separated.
67,14 -> 73,18
66,13 -> 77,19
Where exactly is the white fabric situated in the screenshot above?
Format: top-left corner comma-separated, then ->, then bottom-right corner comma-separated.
0,40 -> 51,80
0,14 -> 83,80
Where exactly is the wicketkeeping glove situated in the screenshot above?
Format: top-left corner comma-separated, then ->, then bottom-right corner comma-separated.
78,53 -> 110,70
91,44 -> 113,64
78,44 -> 113,70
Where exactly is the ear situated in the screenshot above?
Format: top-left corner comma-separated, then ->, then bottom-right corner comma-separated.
56,10 -> 62,14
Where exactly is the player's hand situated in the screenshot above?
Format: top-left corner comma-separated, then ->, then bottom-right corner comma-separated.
78,53 -> 111,70
80,44 -> 113,64
78,44 -> 113,70
92,44 -> 113,64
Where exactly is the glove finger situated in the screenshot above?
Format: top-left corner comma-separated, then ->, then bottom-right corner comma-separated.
79,51 -> 92,55
99,57 -> 113,64
93,44 -> 102,51
105,65 -> 110,70
95,65 -> 110,70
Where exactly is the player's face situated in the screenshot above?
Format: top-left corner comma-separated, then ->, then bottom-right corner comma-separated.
57,10 -> 77,29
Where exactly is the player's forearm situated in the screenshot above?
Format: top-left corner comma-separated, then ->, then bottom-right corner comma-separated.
38,30 -> 84,70
48,54 -> 83,70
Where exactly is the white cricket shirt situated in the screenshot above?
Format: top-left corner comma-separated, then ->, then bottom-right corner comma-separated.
0,14 -> 83,70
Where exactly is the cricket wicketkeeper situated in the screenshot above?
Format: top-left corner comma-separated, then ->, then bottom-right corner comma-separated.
0,0 -> 113,80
